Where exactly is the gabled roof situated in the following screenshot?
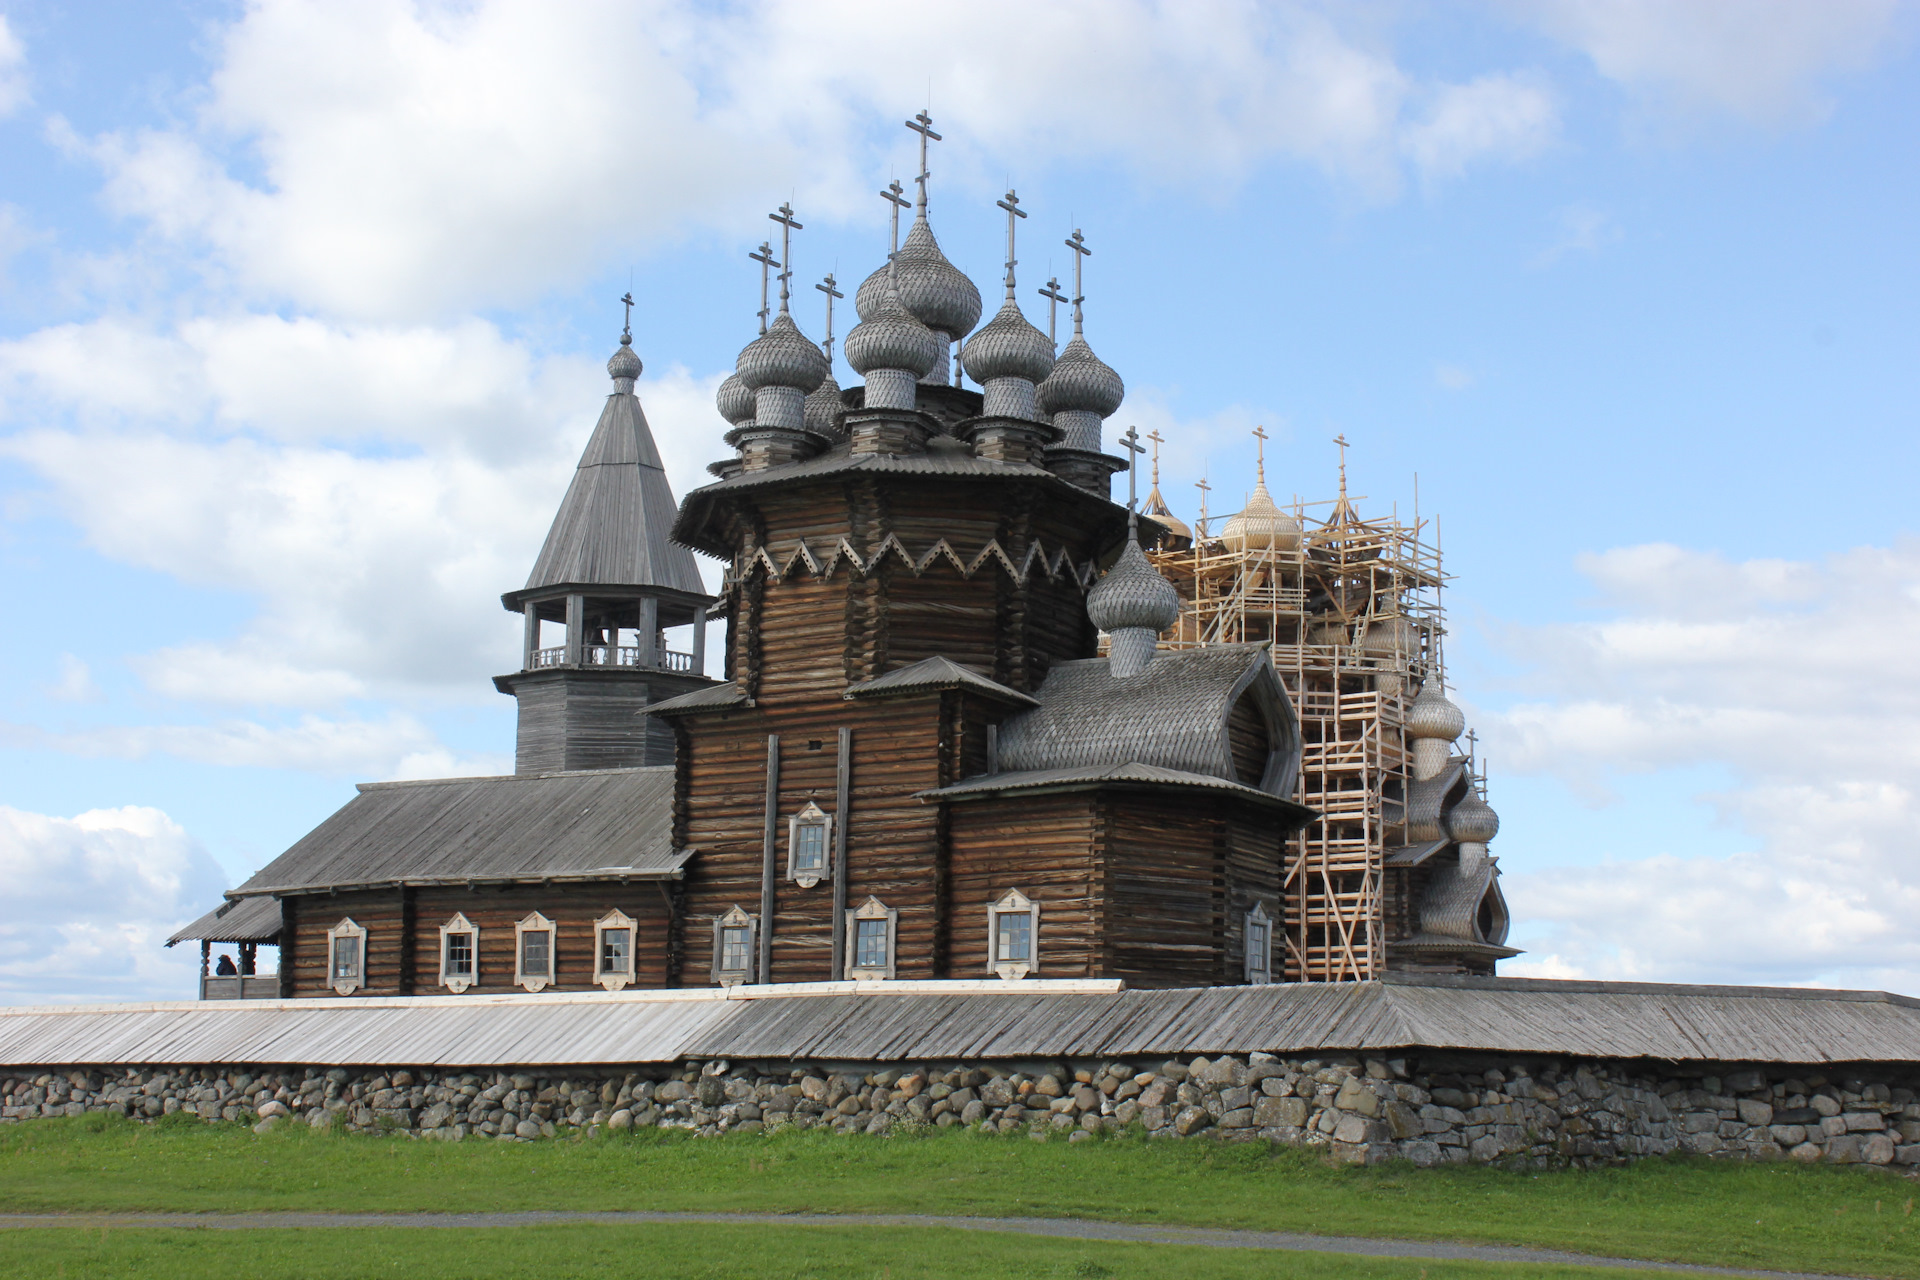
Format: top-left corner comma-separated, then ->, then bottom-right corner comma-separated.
167,894 -> 283,946
919,762 -> 1312,818
231,768 -> 684,898
511,378 -> 709,606
645,680 -> 751,717
844,656 -> 1038,706
994,645 -> 1297,794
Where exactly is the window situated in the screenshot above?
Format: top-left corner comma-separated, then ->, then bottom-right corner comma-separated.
594,909 -> 637,992
786,800 -> 833,888
1245,901 -> 1274,985
513,912 -> 556,992
985,889 -> 1039,980
326,918 -> 366,996
710,905 -> 757,985
844,896 -> 898,980
438,913 -> 478,993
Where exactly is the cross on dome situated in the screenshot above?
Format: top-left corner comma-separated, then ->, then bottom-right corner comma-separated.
1120,424 -> 1144,514
748,242 -> 779,336
905,111 -> 941,213
815,273 -> 844,363
880,180 -> 910,256
769,204 -> 803,316
1038,276 -> 1068,344
620,291 -> 635,345
1148,429 -> 1165,486
1252,424 -> 1269,485
996,189 -> 1027,300
1064,229 -> 1091,336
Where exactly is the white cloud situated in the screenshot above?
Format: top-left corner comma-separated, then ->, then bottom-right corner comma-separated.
1515,0 -> 1908,125
45,654 -> 101,703
5,713 -> 507,780
1400,72 -> 1558,181
65,0 -> 1567,322
0,805 -> 227,1004
1486,539 -> 1920,992
0,15 -> 28,118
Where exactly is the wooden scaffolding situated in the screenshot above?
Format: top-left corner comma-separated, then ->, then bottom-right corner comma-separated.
1149,459 -> 1445,982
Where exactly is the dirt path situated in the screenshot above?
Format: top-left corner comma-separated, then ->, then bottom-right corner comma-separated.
0,1210 -> 1876,1278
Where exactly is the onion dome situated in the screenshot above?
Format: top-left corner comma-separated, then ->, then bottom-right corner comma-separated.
1446,791 -> 1500,844
1143,492 -> 1191,544
1221,480 -> 1302,552
844,278 -> 944,378
715,373 -> 754,426
735,312 -> 828,393
961,297 -> 1055,386
608,340 -> 642,383
1035,334 -> 1124,418
1360,614 -> 1418,661
804,373 -> 847,440
1406,679 -> 1466,741
1087,535 -> 1182,635
854,216 -> 983,342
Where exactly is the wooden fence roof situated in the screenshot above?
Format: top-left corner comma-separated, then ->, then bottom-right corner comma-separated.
4,975 -> 1918,1070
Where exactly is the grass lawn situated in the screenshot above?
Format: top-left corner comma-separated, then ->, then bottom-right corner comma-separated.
0,1114 -> 1916,1277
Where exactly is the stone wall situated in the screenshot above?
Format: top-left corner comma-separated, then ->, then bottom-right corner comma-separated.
6,1053 -> 1920,1169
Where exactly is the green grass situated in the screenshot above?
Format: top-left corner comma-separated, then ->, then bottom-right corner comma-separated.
0,1223 -> 1734,1280
1,1113 -> 1917,1277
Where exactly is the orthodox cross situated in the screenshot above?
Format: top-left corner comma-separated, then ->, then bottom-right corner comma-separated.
748,241 -> 779,336
1252,424 -> 1269,485
1064,228 -> 1091,336
880,180 -> 911,256
1147,429 -> 1165,488
1333,432 -> 1350,499
1038,276 -> 1068,344
619,291 -> 634,345
1120,424 -> 1144,513
768,203 -> 803,315
1195,473 -> 1211,539
905,110 -> 941,212
996,189 -> 1026,298
815,273 -> 843,363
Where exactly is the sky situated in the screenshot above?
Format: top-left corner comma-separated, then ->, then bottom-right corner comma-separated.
0,0 -> 1916,1003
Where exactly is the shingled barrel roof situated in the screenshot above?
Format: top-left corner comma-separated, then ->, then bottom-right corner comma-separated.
167,893 -> 284,946
228,768 -> 685,899
508,359 -> 708,607
995,645 -> 1300,796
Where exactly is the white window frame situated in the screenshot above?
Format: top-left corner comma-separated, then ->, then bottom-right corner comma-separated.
844,896 -> 898,981
513,912 -> 557,993
1245,901 -> 1274,985
710,905 -> 757,986
594,908 -> 637,992
438,912 -> 479,993
786,799 -> 833,888
986,888 -> 1040,981
326,918 -> 366,996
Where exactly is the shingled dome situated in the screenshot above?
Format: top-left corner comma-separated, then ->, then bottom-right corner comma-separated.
1036,334 -> 1124,418
854,215 -> 982,344
716,373 -> 754,426
1087,535 -> 1182,635
961,297 -> 1056,387
736,312 -> 829,393
845,276 -> 944,378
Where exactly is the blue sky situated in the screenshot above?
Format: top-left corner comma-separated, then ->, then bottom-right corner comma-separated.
1,0 -> 1916,1001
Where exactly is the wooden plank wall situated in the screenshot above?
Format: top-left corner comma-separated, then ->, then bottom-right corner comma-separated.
281,885 -> 673,997
1100,793 -> 1222,988
1226,691 -> 1271,787
946,792 -> 1101,979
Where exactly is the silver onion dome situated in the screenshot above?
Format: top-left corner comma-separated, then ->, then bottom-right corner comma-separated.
854,217 -> 983,342
961,297 -> 1055,386
735,312 -> 829,393
1406,679 -> 1467,741
844,279 -> 944,378
608,340 -> 642,383
1087,535 -> 1183,635
1221,480 -> 1302,552
1446,791 -> 1500,844
1035,334 -> 1123,418
716,372 -> 754,425
804,372 -> 847,440
1360,613 -> 1418,661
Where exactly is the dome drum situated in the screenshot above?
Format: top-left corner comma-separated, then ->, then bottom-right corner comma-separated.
981,377 -> 1041,422
1106,628 -> 1159,679
1051,408 -> 1103,453
844,406 -> 937,458
863,368 -> 919,412
1411,737 -> 1451,781
752,385 -> 806,433
1043,447 -> 1126,498
959,414 -> 1054,466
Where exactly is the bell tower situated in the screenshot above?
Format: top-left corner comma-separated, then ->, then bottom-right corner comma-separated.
494,315 -> 716,773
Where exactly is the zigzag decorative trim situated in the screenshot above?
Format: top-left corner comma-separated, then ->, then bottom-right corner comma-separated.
723,534 -> 1098,589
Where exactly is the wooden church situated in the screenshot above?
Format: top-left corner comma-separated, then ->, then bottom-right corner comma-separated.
173,116 -> 1512,999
